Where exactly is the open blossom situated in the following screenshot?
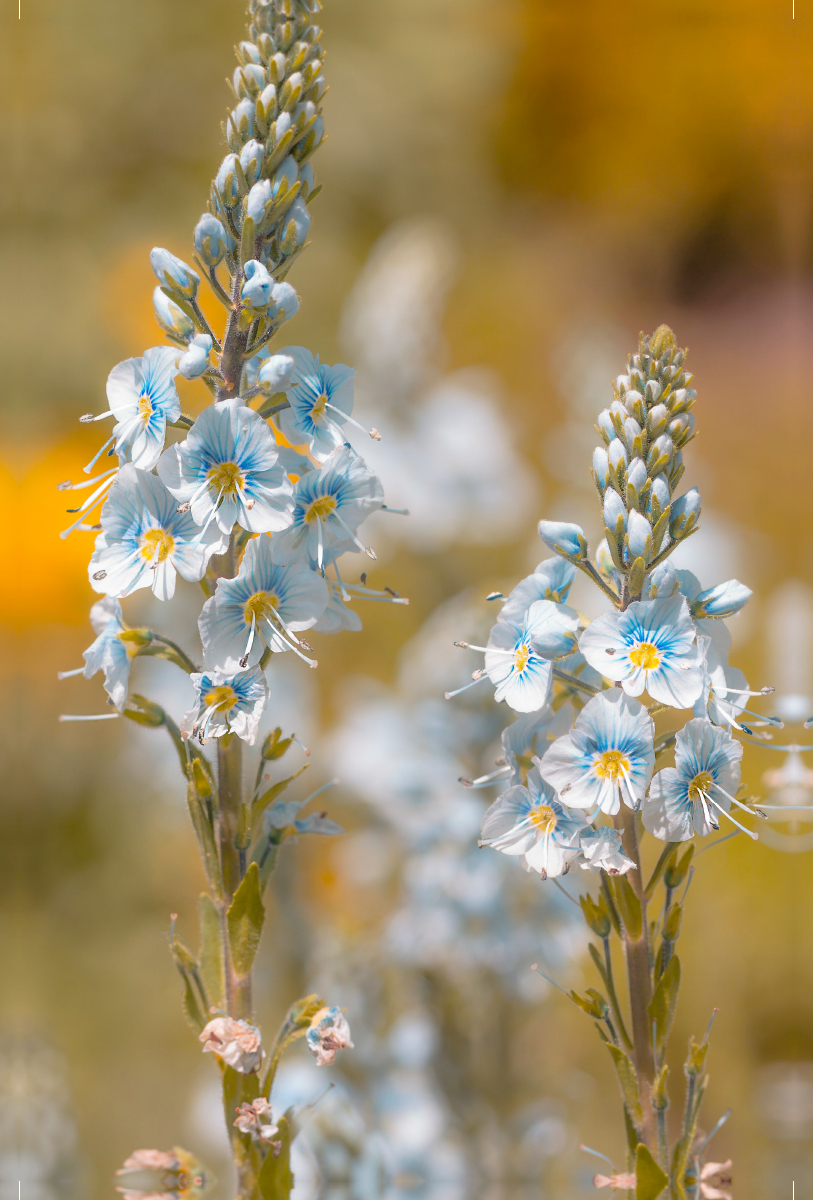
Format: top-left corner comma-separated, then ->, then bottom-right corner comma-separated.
499,557 -> 576,623
58,597 -> 134,711
539,690 -> 655,816
157,398 -> 294,535
483,599 -> 580,713
277,346 -> 363,461
199,1016 -> 263,1073
88,346 -> 181,472
198,535 -> 328,671
479,763 -> 589,878
234,1098 -> 280,1146
579,595 -> 704,709
271,445 -> 384,571
577,826 -> 635,875
114,1147 -> 209,1199
89,465 -> 226,601
306,1006 -> 354,1066
642,718 -> 744,842
182,667 -> 269,745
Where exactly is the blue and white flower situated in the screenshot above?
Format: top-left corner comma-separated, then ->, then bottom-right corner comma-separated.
642,717 -> 746,841
480,600 -> 580,713
58,597 -> 134,712
277,347 -> 377,461
539,689 -> 655,815
270,445 -> 384,571
579,595 -> 704,709
181,666 -> 269,745
157,398 -> 294,536
89,464 -> 226,601
199,535 -> 328,671
499,557 -> 576,623
479,764 -> 589,878
577,827 -> 635,875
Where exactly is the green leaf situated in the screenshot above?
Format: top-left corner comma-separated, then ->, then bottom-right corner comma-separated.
227,862 -> 266,977
635,1143 -> 668,1200
198,893 -> 225,1012
169,936 -> 207,1033
610,875 -> 643,940
648,954 -> 680,1056
627,555 -> 646,599
257,1114 -> 293,1200
606,1044 -> 643,1128
187,782 -> 222,898
252,767 -> 308,831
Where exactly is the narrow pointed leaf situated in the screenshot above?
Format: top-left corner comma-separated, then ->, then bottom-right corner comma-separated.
607,1044 -> 643,1127
648,954 -> 680,1056
198,893 -> 225,1011
227,862 -> 265,977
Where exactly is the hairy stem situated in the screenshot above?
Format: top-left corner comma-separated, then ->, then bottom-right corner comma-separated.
218,733 -> 252,1019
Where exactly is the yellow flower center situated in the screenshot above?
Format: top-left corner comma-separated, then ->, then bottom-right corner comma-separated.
311,392 -> 328,420
304,494 -> 337,523
140,527 -> 175,562
529,804 -> 557,833
138,393 -> 153,420
203,685 -> 238,711
688,771 -> 713,802
244,591 -> 281,623
514,641 -> 531,672
629,641 -> 661,671
594,749 -> 631,780
207,461 -> 245,497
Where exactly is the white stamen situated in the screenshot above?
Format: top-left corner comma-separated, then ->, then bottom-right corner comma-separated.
59,713 -> 120,721
83,434 -> 117,475
706,793 -> 758,840
57,667 -> 86,679
445,673 -> 490,700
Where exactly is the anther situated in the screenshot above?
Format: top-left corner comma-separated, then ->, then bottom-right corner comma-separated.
384,587 -> 399,597
454,641 -> 470,649
79,413 -> 95,423
486,592 -> 503,601
370,427 -> 381,440
93,570 -> 107,580
57,480 -> 72,491
472,668 -> 486,680
360,573 -> 367,585
177,502 -> 192,513
245,498 -> 255,509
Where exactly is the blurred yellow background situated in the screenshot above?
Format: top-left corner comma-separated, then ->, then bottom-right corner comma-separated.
3,1 -> 813,1197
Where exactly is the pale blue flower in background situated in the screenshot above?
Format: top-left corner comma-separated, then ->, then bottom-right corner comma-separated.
577,827 -> 635,875
58,597 -> 133,712
479,764 -> 588,879
537,520 -> 587,560
313,585 -> 363,634
178,333 -> 213,380
499,558 -> 576,624
89,464 -> 226,601
642,717 -> 744,841
199,535 -> 328,671
482,600 -> 580,713
157,398 -> 293,535
539,690 -> 655,815
242,259 -> 274,309
277,348 -> 359,461
150,247 -> 200,300
579,595 -> 704,709
181,666 -> 269,745
271,445 -> 384,571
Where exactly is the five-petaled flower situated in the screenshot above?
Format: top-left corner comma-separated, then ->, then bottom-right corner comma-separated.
539,690 -> 655,816
182,667 -> 269,745
479,762 -> 589,878
158,398 -> 294,536
642,717 -> 746,842
482,599 -> 580,713
277,346 -> 366,461
199,1016 -> 264,1073
88,346 -> 181,473
579,595 -> 704,709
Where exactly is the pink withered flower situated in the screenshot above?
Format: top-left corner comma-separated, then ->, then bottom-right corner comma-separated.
593,1174 -> 637,1191
305,1005 -> 354,1066
234,1097 -> 280,1151
700,1160 -> 733,1200
114,1146 -> 209,1199
199,1015 -> 263,1074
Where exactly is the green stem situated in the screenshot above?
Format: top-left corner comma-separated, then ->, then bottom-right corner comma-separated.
552,667 -> 602,696
217,733 -> 251,1020
574,558 -> 621,606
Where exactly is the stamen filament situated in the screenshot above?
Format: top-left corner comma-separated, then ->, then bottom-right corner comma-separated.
59,713 -> 120,722
57,667 -> 86,679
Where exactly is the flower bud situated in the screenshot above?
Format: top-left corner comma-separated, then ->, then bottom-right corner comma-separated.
538,520 -> 588,560
246,178 -> 273,227
669,487 -> 701,539
215,153 -> 242,208
296,115 -> 324,159
178,333 -> 213,380
646,561 -> 678,599
279,196 -> 311,249
269,111 -> 292,149
592,446 -> 609,494
267,51 -> 287,84
114,1147 -> 209,1199
603,490 -> 626,540
227,98 -> 256,149
150,248 -> 200,301
649,475 -> 671,518
625,509 -> 652,564
596,408 -> 614,443
579,893 -> 611,938
269,280 -> 299,322
596,538 -> 620,588
691,579 -> 752,619
623,389 -> 645,423
258,353 -> 295,392
239,139 -> 265,186
298,162 -> 316,199
306,1006 -> 354,1067
622,417 -> 643,457
242,259 -> 274,309
194,213 -> 229,267
279,70 -> 304,112
153,287 -> 194,341
647,403 -> 669,438
238,40 -> 262,64
668,411 -> 696,448
272,154 -> 299,196
607,437 -> 627,475
645,379 -> 662,404
666,386 -> 696,415
626,457 -> 647,493
646,433 -> 674,477
234,62 -> 266,100
256,83 -> 277,127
